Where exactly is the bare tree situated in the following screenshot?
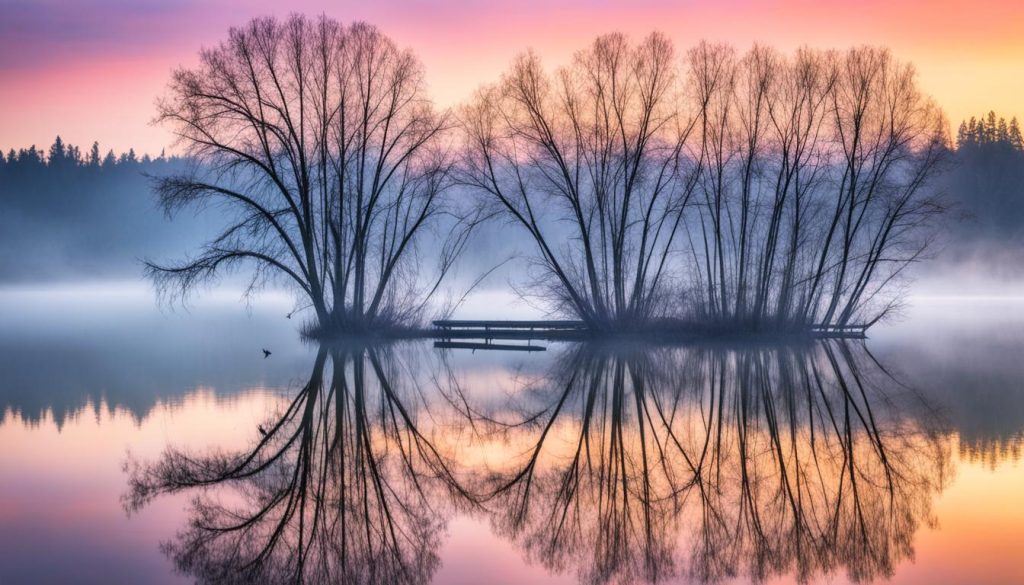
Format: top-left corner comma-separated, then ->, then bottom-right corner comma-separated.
459,33 -> 697,331
462,35 -> 947,333
809,48 -> 947,327
147,15 -> 474,334
685,45 -> 948,329
124,343 -> 474,584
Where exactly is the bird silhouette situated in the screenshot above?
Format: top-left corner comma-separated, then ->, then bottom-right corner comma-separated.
258,424 -> 267,436
262,349 -> 272,359
286,311 -> 293,319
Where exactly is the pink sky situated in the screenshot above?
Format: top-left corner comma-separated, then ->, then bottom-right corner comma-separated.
2,0 -> 1023,155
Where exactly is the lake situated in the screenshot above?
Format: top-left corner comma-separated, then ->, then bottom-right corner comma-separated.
1,285 -> 1022,584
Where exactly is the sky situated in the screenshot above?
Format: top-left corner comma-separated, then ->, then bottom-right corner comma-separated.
2,0 -> 1023,155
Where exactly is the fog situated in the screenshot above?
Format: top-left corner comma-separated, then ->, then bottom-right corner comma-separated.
3,15 -> 1024,585
3,138 -> 1023,311
2,112 -> 1022,328
0,153 -> 219,282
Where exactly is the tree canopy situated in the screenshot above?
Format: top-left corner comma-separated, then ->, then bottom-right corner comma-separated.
147,15 -> 476,334
461,39 -> 948,330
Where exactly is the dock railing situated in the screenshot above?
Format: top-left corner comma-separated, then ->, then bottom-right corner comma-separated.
807,324 -> 868,338
432,320 -> 587,331
431,320 -> 589,350
430,319 -> 868,350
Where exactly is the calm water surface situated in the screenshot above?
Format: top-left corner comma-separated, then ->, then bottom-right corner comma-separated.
1,288 -> 1022,584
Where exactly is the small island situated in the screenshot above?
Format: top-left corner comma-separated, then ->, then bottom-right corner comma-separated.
143,16 -> 945,343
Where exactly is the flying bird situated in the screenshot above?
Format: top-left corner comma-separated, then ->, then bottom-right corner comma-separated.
262,349 -> 272,359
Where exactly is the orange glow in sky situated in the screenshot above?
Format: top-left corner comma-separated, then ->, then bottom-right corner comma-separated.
2,0 -> 1023,155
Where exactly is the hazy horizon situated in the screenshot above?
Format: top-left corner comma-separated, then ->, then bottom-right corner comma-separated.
2,4 -> 1023,585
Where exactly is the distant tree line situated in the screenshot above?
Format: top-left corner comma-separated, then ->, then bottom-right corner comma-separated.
947,111 -> 1024,249
0,136 -> 178,169
956,111 -> 1024,150
0,138 -> 214,281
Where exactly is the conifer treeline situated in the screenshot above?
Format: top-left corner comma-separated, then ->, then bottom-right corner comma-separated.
0,136 -> 180,169
948,110 -> 1024,247
957,111 -> 1024,150
6,110 -> 1021,171
0,138 -> 202,282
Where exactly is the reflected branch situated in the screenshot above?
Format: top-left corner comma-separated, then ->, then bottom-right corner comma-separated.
125,343 -> 477,584
472,340 -> 950,585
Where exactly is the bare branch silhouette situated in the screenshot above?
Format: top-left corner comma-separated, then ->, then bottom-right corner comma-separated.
469,340 -> 950,585
147,16 -> 478,334
125,343 -> 479,584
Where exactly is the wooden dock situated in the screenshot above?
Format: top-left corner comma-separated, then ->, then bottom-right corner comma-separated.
429,319 -> 867,351
430,320 -> 588,352
433,341 -> 546,352
808,324 -> 868,338
432,320 -> 587,333
432,320 -> 587,340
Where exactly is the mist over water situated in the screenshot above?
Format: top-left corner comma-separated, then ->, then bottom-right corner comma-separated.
2,145 -> 1023,584
0,283 -> 1022,584
2,12 -> 1024,585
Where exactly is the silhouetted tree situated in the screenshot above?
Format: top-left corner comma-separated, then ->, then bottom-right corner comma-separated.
462,37 -> 947,331
683,45 -> 947,329
147,15 -> 476,334
126,343 -> 476,584
1010,118 -> 1024,149
88,142 -> 101,167
985,111 -> 998,142
47,136 -> 67,166
470,340 -> 950,585
460,33 -> 696,331
811,48 -> 946,326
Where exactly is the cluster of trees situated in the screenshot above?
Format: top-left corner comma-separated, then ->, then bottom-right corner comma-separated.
461,38 -> 947,331
0,136 -> 172,169
956,111 -> 1024,150
945,110 -> 1024,251
0,140 -> 213,281
112,15 -> 950,334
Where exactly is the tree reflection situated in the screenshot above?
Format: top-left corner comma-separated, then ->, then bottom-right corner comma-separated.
475,340 -> 951,585
125,343 -> 473,584
124,339 -> 951,585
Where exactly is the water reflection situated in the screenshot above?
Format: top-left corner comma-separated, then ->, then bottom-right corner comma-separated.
126,343 -> 475,584
0,289 -> 309,426
476,341 -> 951,584
872,303 -> 1024,468
126,340 -> 951,585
